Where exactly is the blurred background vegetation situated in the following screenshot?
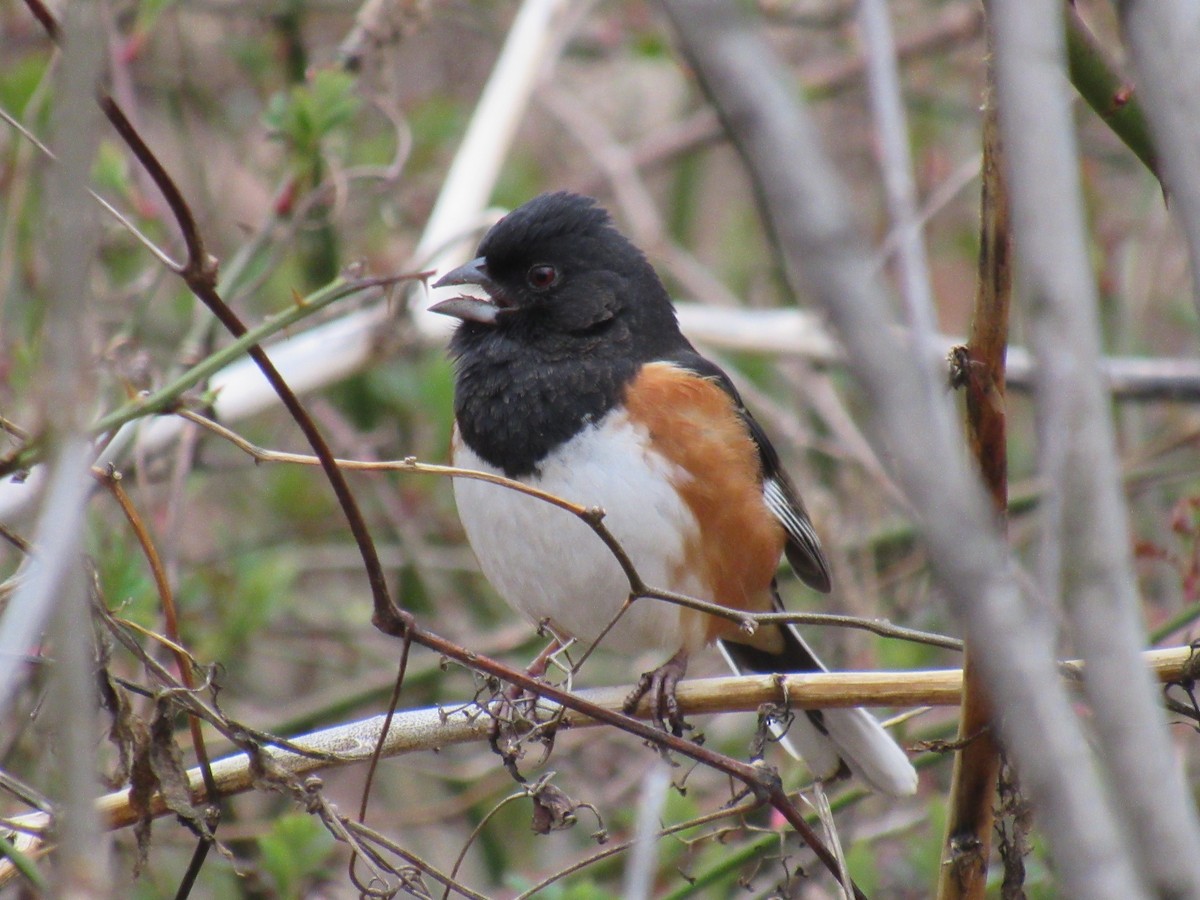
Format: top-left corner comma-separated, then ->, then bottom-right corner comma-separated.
1,0 -> 1196,896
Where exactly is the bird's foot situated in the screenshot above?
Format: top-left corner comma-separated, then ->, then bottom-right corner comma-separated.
623,649 -> 691,737
488,641 -> 565,781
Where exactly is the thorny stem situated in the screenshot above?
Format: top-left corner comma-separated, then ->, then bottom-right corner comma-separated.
18,3 -> 861,894
938,33 -> 1012,897
94,88 -> 400,646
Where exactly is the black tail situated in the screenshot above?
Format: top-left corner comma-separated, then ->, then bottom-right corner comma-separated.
719,624 -> 917,796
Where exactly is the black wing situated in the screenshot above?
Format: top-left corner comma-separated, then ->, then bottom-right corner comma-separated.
664,350 -> 832,593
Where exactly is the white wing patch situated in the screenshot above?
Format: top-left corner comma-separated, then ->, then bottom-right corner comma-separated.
763,477 -> 823,560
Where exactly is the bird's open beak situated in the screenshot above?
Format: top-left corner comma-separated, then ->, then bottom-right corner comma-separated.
430,257 -> 507,325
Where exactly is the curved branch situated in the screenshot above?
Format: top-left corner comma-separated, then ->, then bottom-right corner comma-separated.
176,409 -> 962,652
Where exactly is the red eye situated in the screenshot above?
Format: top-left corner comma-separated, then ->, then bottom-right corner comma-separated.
526,264 -> 558,290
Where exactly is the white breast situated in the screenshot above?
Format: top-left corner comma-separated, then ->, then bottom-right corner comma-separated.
452,409 -> 707,655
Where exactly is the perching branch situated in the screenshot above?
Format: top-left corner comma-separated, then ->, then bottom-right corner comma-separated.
82,440 -> 854,884
3,645 -> 1193,853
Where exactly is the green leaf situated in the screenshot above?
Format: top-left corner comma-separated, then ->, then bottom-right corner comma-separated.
92,140 -> 131,196
0,831 -> 48,892
263,69 -> 361,160
0,53 -> 51,114
133,0 -> 180,36
257,813 -> 336,898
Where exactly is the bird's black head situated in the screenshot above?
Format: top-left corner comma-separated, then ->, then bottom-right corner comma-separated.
431,193 -> 694,477
431,192 -> 682,357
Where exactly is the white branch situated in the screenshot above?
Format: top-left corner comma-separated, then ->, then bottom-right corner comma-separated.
2,645 -> 1192,859
1,2 -> 112,890
993,0 -> 1200,891
656,2 -> 1161,895
857,0 -> 941,379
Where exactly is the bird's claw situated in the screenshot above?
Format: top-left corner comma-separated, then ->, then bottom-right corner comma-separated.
623,650 -> 691,737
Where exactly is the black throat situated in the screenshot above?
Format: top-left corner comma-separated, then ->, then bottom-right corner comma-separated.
450,322 -> 641,478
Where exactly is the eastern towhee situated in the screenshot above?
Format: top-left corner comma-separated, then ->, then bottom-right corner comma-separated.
431,192 -> 917,796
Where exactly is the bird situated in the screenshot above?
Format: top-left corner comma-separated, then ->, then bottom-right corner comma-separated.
430,191 -> 917,797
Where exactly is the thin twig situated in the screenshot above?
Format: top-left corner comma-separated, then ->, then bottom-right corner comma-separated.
343,818 -> 492,900
4,644 -> 1195,863
96,468 -> 220,806
442,788 -> 529,900
350,624 -> 413,887
513,796 -> 762,900
177,408 -> 962,652
96,91 -> 403,664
